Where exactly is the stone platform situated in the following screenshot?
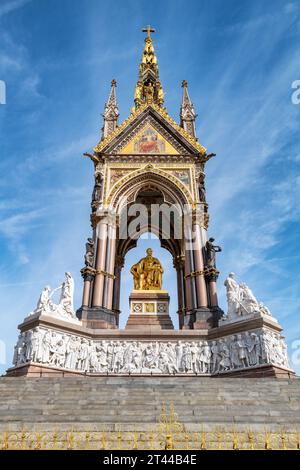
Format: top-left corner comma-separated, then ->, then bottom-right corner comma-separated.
0,377 -> 299,433
126,289 -> 173,329
8,311 -> 294,378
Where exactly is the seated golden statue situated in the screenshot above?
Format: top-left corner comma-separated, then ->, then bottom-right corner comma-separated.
130,248 -> 163,290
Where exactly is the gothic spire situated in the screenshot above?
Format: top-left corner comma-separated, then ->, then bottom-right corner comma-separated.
102,79 -> 119,139
180,80 -> 197,138
134,26 -> 164,109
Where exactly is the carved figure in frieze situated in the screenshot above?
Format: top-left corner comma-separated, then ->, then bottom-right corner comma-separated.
175,341 -> 183,371
97,341 -> 108,372
211,340 -> 220,373
158,343 -> 171,373
190,342 -> 199,373
13,334 -> 24,365
236,334 -> 249,368
50,336 -> 67,368
245,332 -> 259,366
219,339 -> 231,371
229,335 -> 241,368
198,340 -> 211,373
106,341 -> 114,371
31,327 -> 43,363
78,338 -> 90,372
166,342 -> 178,373
181,343 -> 192,372
113,341 -> 125,373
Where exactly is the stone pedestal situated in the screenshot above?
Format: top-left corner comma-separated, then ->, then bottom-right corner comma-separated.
126,290 -> 174,330
76,306 -> 118,329
7,308 -> 294,378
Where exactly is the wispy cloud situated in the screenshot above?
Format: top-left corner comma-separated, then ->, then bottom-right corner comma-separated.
0,0 -> 31,19
0,0 -> 299,375
0,209 -> 44,264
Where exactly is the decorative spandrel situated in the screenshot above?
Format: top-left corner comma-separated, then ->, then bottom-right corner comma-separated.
130,248 -> 163,290
119,124 -> 179,155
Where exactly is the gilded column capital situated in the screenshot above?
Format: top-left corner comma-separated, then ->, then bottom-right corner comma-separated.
204,267 -> 220,282
80,267 -> 97,281
115,255 -> 125,269
173,254 -> 185,269
90,213 -> 101,229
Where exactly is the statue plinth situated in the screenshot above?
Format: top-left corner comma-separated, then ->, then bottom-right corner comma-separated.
126,289 -> 174,330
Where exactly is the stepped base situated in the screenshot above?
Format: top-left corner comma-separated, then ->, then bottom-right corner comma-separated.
0,377 -> 299,434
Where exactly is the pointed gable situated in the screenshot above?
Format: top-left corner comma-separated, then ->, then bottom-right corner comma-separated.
94,104 -> 206,156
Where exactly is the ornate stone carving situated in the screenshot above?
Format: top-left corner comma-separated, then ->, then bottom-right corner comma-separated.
198,174 -> 206,203
223,273 -> 276,322
205,237 -> 222,269
112,115 -> 189,156
13,326 -> 290,374
107,165 -> 194,207
157,303 -> 167,313
95,104 -> 206,157
133,303 -> 142,313
27,273 -> 79,323
84,238 -> 95,267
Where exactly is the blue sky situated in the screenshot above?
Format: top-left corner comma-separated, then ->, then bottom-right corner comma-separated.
0,0 -> 299,374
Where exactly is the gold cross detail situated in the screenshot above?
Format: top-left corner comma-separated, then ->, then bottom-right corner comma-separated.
142,25 -> 155,38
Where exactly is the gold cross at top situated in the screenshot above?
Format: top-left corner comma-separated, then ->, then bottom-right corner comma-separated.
142,25 -> 155,38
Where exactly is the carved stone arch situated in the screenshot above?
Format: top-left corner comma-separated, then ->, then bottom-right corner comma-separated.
111,172 -> 186,262
107,167 -> 193,211
116,223 -> 182,262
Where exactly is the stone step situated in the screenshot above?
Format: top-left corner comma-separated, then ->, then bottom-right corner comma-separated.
0,377 -> 299,433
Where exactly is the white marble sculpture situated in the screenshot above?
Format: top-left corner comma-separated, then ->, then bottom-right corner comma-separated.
224,273 -> 276,321
27,273 -> 79,323
12,326 -> 291,374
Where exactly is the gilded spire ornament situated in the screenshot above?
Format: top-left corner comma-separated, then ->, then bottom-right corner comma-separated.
180,80 -> 197,138
102,79 -> 119,139
134,26 -> 165,109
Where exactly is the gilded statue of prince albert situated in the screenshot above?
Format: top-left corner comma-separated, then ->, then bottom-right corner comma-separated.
130,248 -> 163,290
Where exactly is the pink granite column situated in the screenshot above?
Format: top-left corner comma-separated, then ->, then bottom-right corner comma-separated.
112,256 -> 123,312
185,225 -> 198,309
184,247 -> 193,312
104,224 -> 117,310
82,279 -> 91,307
175,256 -> 185,329
193,223 -> 208,308
209,279 -> 218,307
92,221 -> 108,307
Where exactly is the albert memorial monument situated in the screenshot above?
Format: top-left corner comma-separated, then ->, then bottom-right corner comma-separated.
7,27 -> 294,380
